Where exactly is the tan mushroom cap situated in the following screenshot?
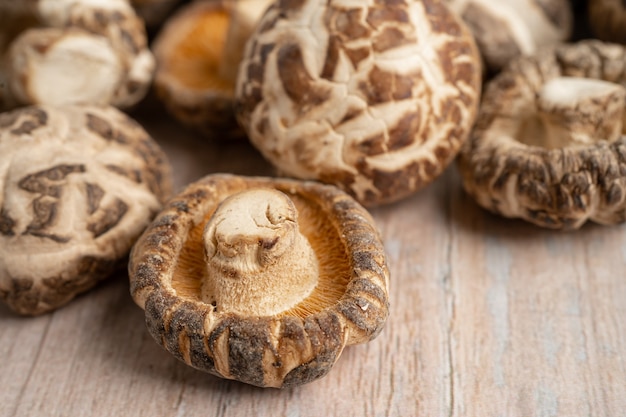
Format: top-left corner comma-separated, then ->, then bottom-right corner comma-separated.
445,0 -> 572,71
0,104 -> 173,315
235,0 -> 482,206
589,0 -> 626,43
152,0 -> 272,136
129,174 -> 389,388
457,40 -> 626,229
0,0 -> 155,110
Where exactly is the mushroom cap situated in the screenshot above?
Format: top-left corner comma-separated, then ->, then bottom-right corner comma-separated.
589,0 -> 626,44
152,0 -> 269,137
445,0 -> 572,71
235,0 -> 482,206
457,40 -> 626,230
0,104 -> 173,315
1,0 -> 155,110
128,174 -> 389,388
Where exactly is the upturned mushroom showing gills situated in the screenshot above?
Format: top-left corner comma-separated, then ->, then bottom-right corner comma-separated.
129,174 -> 389,388
235,0 -> 482,206
152,0 -> 273,135
0,0 -> 155,111
458,40 -> 626,230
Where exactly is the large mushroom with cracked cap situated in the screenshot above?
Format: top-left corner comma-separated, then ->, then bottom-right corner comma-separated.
152,0 -> 273,136
129,174 -> 389,388
0,0 -> 155,110
235,0 -> 482,206
458,40 -> 626,229
0,104 -> 172,315
444,0 -> 572,72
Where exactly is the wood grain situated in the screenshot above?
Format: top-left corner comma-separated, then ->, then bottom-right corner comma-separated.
1,98 -> 625,417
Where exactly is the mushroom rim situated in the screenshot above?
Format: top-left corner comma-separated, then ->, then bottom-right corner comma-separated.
457,40 -> 626,228
128,174 -> 390,385
458,129 -> 626,229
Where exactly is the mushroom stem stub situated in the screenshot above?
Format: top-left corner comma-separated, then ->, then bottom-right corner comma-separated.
201,188 -> 319,316
536,76 -> 626,148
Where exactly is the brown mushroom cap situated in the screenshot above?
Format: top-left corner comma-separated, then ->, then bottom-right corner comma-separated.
129,174 -> 389,388
0,104 -> 173,315
457,40 -> 626,229
235,0 -> 482,206
0,0 -> 155,110
445,0 -> 572,71
589,0 -> 626,44
152,0 -> 272,136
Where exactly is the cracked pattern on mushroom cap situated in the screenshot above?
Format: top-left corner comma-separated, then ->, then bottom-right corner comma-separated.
458,40 -> 626,230
0,104 -> 172,315
1,0 -> 155,110
445,0 -> 572,71
235,0 -> 481,206
128,174 -> 389,388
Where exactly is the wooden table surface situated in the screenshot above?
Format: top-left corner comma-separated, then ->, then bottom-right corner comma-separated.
1,96 -> 625,417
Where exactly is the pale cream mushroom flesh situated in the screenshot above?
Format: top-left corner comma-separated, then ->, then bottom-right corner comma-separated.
201,189 -> 319,316
458,41 -> 626,229
0,0 -> 155,110
129,174 -> 390,387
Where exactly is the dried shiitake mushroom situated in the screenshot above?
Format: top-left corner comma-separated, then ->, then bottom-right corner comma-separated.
589,0 -> 626,43
129,174 -> 389,388
458,40 -> 626,229
0,0 -> 155,110
152,0 -> 272,136
445,0 -> 572,72
235,0 -> 482,206
0,104 -> 172,315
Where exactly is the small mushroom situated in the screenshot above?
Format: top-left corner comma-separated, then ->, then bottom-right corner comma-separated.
129,174 -> 389,388
457,40 -> 626,229
445,0 -> 573,72
0,0 -> 155,110
152,0 -> 273,136
589,0 -> 626,43
235,0 -> 482,206
0,104 -> 173,315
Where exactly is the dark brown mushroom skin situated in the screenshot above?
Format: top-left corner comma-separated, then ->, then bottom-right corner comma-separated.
458,40 -> 626,229
589,0 -> 626,44
129,174 -> 389,388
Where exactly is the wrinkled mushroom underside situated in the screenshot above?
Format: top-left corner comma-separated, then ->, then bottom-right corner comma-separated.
236,0 -> 481,206
458,40 -> 626,229
152,1 -> 240,134
129,174 -> 389,388
589,0 -> 626,44
1,0 -> 154,110
0,104 -> 172,315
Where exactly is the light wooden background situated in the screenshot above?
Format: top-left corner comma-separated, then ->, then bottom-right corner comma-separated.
1,94 -> 625,417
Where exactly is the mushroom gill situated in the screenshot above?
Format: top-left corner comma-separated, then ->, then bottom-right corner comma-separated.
171,189 -> 352,319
